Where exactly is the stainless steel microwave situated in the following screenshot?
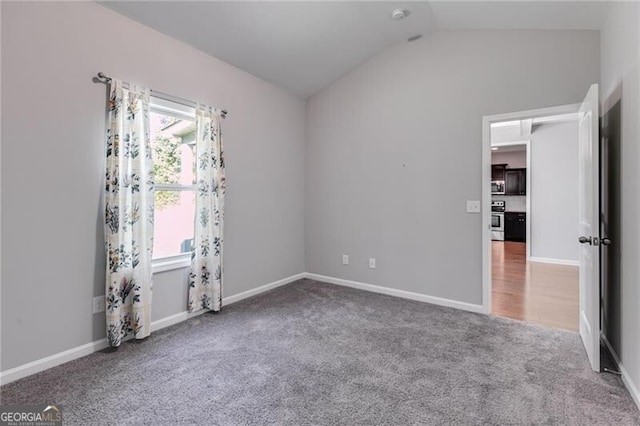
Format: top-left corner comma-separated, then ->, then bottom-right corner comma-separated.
492,180 -> 505,195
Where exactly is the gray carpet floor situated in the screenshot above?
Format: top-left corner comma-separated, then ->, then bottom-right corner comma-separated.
1,279 -> 638,425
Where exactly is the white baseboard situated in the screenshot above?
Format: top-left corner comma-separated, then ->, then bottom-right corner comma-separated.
0,272 -> 305,386
149,272 -> 305,332
149,310 -> 207,332
529,256 -> 579,267
223,272 -> 306,305
0,339 -> 110,386
620,364 -> 640,412
602,333 -> 640,411
304,273 -> 484,314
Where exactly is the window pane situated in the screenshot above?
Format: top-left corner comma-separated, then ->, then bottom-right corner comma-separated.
150,112 -> 196,185
153,190 -> 195,259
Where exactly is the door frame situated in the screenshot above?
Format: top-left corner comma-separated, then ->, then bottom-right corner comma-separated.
482,103 -> 581,315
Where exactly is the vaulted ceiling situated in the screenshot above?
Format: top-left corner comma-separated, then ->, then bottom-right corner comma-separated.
101,1 -> 609,98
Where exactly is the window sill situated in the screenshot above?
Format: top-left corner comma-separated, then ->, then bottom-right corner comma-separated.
152,255 -> 191,274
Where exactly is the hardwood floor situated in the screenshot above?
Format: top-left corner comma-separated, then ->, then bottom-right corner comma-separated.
492,241 -> 579,331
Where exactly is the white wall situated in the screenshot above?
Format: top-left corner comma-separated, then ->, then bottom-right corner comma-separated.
491,125 -> 525,144
530,121 -> 579,262
600,0 -> 640,407
0,2 -> 306,371
306,30 -> 599,305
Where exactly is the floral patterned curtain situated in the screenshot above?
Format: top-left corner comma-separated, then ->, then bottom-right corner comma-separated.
104,80 -> 154,347
188,106 -> 225,313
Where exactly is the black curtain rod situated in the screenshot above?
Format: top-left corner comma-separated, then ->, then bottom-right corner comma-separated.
95,72 -> 228,118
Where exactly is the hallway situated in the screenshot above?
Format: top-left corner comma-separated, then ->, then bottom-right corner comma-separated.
492,241 -> 579,331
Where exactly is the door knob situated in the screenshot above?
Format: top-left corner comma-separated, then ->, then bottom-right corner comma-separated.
602,237 -> 612,246
579,236 -> 592,245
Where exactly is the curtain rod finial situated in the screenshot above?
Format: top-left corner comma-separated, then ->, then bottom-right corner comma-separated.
96,72 -> 111,83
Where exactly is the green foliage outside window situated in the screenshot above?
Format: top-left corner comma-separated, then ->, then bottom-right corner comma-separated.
153,134 -> 181,209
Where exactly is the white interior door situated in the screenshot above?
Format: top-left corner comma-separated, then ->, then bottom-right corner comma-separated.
578,83 -> 600,372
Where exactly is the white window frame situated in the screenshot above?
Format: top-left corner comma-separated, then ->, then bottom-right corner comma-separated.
150,97 -> 197,274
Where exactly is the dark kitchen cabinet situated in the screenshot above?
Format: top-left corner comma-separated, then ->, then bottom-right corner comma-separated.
505,168 -> 526,195
505,212 -> 526,242
491,164 -> 507,180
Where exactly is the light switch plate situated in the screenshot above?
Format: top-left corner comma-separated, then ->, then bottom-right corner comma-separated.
466,200 -> 481,213
93,295 -> 105,314
342,254 -> 349,265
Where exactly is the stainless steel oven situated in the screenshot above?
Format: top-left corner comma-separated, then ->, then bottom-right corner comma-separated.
491,200 -> 505,241
491,212 -> 504,231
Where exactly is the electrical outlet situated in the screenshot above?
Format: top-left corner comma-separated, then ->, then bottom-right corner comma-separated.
369,258 -> 376,269
342,254 -> 349,265
466,200 -> 481,213
93,295 -> 105,314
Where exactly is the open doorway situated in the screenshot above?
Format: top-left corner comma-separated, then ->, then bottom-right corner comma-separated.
484,106 -> 582,332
